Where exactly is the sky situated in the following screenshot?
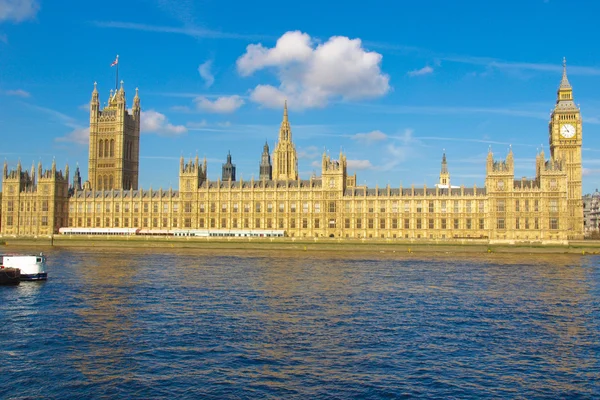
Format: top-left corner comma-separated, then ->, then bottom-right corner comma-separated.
1,0 -> 600,194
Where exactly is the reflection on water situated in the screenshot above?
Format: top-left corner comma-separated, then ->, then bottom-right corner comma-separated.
1,249 -> 599,399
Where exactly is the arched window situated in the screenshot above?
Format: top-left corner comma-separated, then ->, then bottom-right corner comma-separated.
98,176 -> 103,190
110,139 -> 115,157
99,140 -> 104,157
105,140 -> 109,158
109,175 -> 114,189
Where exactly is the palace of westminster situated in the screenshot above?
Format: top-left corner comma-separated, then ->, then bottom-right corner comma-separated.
0,62 -> 589,242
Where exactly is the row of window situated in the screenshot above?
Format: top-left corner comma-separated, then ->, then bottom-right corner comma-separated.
496,199 -> 559,212
5,215 -> 49,226
496,217 -> 559,230
65,215 -> 563,231
68,217 -> 494,231
67,200 -> 494,214
6,200 -> 50,212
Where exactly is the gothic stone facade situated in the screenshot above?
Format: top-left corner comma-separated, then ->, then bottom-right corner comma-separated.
0,63 -> 584,241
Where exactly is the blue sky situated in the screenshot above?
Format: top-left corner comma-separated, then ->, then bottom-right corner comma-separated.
1,0 -> 600,194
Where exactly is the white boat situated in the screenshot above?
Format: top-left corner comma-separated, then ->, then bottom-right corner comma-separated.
0,253 -> 47,281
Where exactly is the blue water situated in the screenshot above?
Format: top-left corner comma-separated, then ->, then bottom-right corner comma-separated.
1,249 -> 599,399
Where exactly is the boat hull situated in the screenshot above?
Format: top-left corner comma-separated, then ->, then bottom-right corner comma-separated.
20,272 -> 48,281
0,268 -> 21,285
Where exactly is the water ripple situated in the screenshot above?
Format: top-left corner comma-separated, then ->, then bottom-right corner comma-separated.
1,249 -> 599,399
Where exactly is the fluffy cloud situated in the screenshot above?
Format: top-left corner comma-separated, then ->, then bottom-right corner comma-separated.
198,60 -> 214,87
0,0 -> 40,23
141,110 -> 187,136
194,95 -> 244,113
347,159 -> 373,170
4,89 -> 30,97
237,30 -> 390,109
407,66 -> 434,77
55,127 -> 89,145
352,130 -> 387,143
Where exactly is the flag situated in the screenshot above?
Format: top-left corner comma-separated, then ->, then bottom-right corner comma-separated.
111,55 -> 119,67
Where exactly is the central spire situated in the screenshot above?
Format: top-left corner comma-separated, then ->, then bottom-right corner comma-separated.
272,99 -> 298,180
279,99 -> 292,142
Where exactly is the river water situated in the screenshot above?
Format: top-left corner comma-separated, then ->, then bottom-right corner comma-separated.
1,249 -> 599,399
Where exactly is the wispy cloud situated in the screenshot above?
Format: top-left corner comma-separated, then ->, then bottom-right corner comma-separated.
368,40 -> 600,76
347,159 -> 373,170
0,0 -> 40,23
4,89 -> 30,97
198,60 -> 214,87
352,130 -> 387,143
415,136 -> 536,148
356,103 -> 549,120
0,33 -> 7,43
194,95 -> 244,113
297,145 -> 320,160
55,127 -> 89,145
407,65 -> 433,77
90,21 -> 269,41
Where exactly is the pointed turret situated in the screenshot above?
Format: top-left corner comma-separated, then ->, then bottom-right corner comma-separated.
222,150 -> 236,181
3,160 -> 7,179
559,57 -> 571,91
259,140 -> 272,180
37,160 -> 42,178
73,164 -> 82,191
132,87 -> 140,117
486,146 -> 493,173
555,57 -> 576,108
439,150 -> 450,188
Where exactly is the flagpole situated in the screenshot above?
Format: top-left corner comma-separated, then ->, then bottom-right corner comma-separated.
115,55 -> 119,90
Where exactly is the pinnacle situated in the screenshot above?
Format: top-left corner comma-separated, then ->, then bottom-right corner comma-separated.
559,57 -> 572,90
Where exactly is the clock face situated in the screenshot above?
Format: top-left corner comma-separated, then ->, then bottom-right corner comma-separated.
560,124 -> 576,139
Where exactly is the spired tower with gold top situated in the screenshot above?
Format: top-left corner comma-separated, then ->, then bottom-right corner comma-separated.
272,101 -> 298,180
88,81 -> 141,191
549,59 -> 583,239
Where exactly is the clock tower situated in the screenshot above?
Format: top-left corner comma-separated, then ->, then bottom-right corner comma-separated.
549,58 -> 583,239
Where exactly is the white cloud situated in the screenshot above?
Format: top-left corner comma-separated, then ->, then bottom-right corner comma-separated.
0,0 -> 39,22
237,30 -> 390,109
583,168 -> 600,177
194,95 -> 244,113
187,120 -> 208,129
297,145 -> 320,160
198,60 -> 214,87
55,127 -> 90,145
380,129 -> 419,171
141,110 -> 187,136
407,65 -> 433,77
4,89 -> 30,97
352,130 -> 387,143
347,159 -> 373,170
79,102 -> 90,111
